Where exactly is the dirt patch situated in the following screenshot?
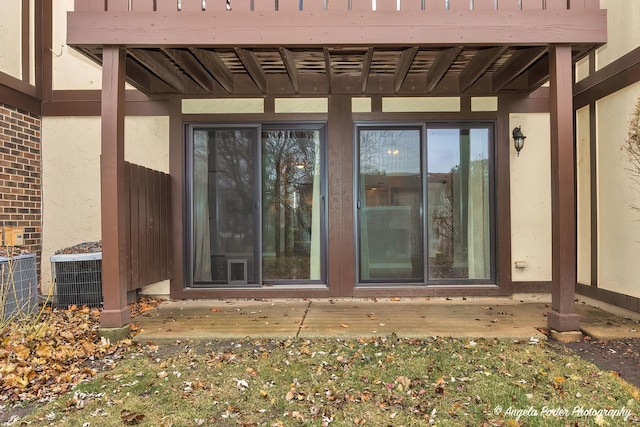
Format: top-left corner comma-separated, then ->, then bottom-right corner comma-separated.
556,337 -> 640,389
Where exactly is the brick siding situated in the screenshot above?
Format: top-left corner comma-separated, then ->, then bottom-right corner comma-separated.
0,102 -> 42,282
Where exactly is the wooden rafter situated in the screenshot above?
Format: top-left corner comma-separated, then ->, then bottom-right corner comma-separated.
493,47 -> 548,91
426,46 -> 462,93
78,42 -> 603,97
394,47 -> 419,93
279,48 -> 300,94
459,46 -> 507,92
323,48 -> 332,94
234,48 -> 267,93
125,56 -> 177,94
361,48 -> 373,93
128,48 -> 186,92
189,48 -> 234,93
163,48 -> 222,94
526,54 -> 550,92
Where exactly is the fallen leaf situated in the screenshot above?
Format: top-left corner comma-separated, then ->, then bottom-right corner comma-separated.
396,376 -> 411,389
121,410 -> 145,425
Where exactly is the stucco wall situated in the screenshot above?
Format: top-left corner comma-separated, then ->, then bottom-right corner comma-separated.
41,116 -> 170,289
576,105 -> 591,286
509,113 -> 552,282
0,0 -> 23,80
597,0 -> 640,69
52,0 -> 103,90
596,82 -> 640,299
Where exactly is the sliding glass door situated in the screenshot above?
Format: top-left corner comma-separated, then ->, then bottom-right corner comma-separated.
189,125 -> 325,287
262,129 -> 323,281
191,128 -> 259,285
427,126 -> 492,282
358,128 -> 424,281
357,123 -> 494,285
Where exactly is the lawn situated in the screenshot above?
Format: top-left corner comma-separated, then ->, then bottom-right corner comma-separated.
5,324 -> 639,426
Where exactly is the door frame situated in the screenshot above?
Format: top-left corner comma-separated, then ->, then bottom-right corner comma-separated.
184,122 -> 329,288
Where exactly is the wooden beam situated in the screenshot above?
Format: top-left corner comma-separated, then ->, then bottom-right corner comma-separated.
324,47 -> 332,94
361,48 -> 373,93
459,46 -> 506,92
125,56 -> 178,95
279,47 -> 300,93
128,48 -> 185,92
525,53 -> 550,92
547,44 -> 580,332
234,48 -> 267,93
574,45 -> 640,108
426,46 -> 462,93
189,48 -> 234,93
492,46 -> 547,91
163,48 -> 223,94
68,10 -> 608,46
393,46 -> 419,93
100,46 -> 131,329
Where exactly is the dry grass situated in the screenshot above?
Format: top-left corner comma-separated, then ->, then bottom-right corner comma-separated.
13,336 -> 640,426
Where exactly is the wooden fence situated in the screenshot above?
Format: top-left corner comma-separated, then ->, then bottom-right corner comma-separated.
75,0 -> 601,12
125,162 -> 171,291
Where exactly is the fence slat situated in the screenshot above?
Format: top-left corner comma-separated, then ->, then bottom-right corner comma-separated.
107,0 -> 130,11
180,0 -> 204,11
301,0 -> 326,10
145,169 -> 155,283
449,0 -> 471,10
496,0 -> 521,10
152,171 -> 161,284
376,0 -> 398,10
425,0 -> 447,10
124,162 -> 133,290
86,0 -> 107,11
545,0 -> 567,9
522,0 -> 543,9
350,0 -> 371,10
128,164 -> 140,289
400,0 -> 424,10
156,0 -> 178,11
227,0 -> 252,10
253,0 -> 276,10
326,0 -> 350,10
131,0 -> 156,11
279,0 -> 302,10
159,173 -> 168,279
473,0 -> 495,9
137,168 -> 148,286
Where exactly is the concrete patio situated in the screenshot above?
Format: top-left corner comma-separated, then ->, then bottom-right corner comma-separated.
132,296 -> 640,343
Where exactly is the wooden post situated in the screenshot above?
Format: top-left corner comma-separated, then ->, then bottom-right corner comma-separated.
548,45 -> 580,332
100,46 -> 131,328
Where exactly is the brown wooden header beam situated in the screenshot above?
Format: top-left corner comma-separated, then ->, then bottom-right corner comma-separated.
68,10 -> 607,47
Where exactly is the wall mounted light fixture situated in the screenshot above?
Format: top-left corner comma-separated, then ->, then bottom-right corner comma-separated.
512,126 -> 527,157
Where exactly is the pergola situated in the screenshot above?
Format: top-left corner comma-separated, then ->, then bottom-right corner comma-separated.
66,0 -> 607,331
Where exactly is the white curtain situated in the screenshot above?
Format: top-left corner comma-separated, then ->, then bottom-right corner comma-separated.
193,132 -> 212,282
467,154 -> 490,279
309,137 -> 322,280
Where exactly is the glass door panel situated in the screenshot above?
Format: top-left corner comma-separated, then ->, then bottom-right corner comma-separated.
192,128 -> 258,285
262,130 -> 322,281
358,128 -> 423,282
427,127 -> 491,280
